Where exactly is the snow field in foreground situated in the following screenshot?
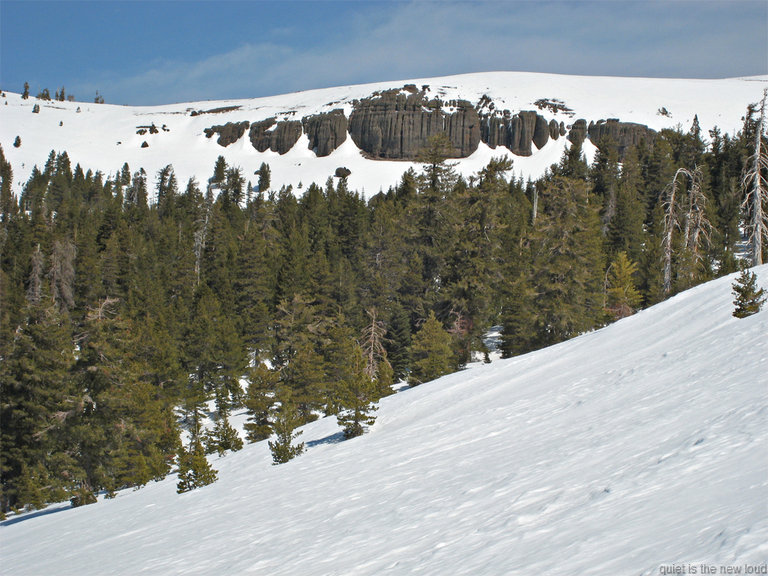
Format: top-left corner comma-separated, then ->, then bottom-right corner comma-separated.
1,266 -> 766,575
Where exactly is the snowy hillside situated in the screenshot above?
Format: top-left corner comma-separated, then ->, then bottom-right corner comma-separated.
2,266 -> 766,575
1,72 -> 766,197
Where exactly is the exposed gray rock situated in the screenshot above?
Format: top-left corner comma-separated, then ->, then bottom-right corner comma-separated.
204,121 -> 250,147
335,166 -> 351,178
549,119 -> 560,140
302,109 -> 348,156
479,110 -> 549,156
249,118 -> 302,154
566,117 -> 655,158
511,111 -> 538,156
568,119 -> 589,148
348,89 -> 480,159
533,114 -> 550,150
588,119 -> 656,157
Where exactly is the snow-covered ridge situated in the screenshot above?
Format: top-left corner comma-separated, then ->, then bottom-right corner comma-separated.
1,266 -> 766,575
1,71 -> 765,197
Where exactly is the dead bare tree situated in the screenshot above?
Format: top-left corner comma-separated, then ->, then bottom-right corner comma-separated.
26,244 -> 44,305
742,88 -> 768,266
662,166 -> 712,295
682,166 -> 712,268
86,297 -> 120,321
360,308 -> 391,381
193,205 -> 210,287
49,238 -> 76,313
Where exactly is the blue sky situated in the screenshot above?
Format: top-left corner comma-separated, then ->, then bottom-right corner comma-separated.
1,0 -> 766,105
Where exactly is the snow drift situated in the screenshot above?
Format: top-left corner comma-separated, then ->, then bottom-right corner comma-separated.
1,266 -> 766,575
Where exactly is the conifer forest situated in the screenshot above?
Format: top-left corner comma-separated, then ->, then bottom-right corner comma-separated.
0,102 -> 765,515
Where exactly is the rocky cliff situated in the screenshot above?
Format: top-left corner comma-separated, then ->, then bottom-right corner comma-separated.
302,110 -> 348,157
248,118 -> 302,154
204,121 -> 250,147
347,89 -> 481,159
203,85 -> 656,162
480,110 -> 559,156
587,119 -> 656,157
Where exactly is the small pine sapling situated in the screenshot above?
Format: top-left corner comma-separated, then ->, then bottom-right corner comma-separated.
244,363 -> 277,442
268,392 -> 305,465
203,415 -> 244,456
732,269 -> 766,318
336,345 -> 379,439
176,439 -> 218,493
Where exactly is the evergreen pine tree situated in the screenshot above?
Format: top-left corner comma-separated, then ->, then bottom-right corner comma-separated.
244,362 -> 278,442
526,176 -> 605,348
605,252 -> 643,320
203,415 -> 244,456
0,300 -> 76,512
268,391 -> 305,465
336,344 -> 378,439
257,162 -> 271,193
384,303 -> 412,382
732,269 -> 766,318
176,439 -> 218,493
409,311 -> 454,385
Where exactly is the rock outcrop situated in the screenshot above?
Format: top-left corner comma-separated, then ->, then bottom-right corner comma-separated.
198,88 -> 657,163
348,89 -> 480,159
548,119 -> 562,140
567,118 -> 655,158
567,119 -> 589,148
480,110 -> 552,156
533,114 -> 551,150
248,118 -> 302,154
204,121 -> 250,147
587,119 -> 656,157
302,109 -> 348,156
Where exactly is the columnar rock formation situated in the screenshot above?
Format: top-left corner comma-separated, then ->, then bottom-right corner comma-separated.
248,118 -> 302,154
348,89 -> 481,159
204,121 -> 250,147
479,110 -> 559,156
202,86 -> 656,161
302,110 -> 348,157
587,119 -> 656,157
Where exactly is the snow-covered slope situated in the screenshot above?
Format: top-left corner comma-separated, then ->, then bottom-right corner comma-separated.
1,72 -> 765,197
2,267 -> 767,575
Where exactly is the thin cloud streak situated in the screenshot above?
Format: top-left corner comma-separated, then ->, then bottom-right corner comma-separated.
76,1 -> 767,105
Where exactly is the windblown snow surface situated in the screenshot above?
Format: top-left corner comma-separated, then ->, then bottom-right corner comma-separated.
1,72 -> 766,197
1,267 -> 767,575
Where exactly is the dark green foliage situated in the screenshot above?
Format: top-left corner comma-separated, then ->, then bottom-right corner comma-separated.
0,116 -> 758,512
336,345 -> 379,439
183,283 -> 245,429
384,304 -> 412,381
257,162 -> 271,192
244,363 -> 278,442
409,311 -> 454,385
176,439 -> 218,493
519,176 -> 605,349
203,415 -> 244,456
69,486 -> 97,508
0,301 -> 76,512
268,392 -> 305,465
732,269 -> 766,318
605,252 -> 642,320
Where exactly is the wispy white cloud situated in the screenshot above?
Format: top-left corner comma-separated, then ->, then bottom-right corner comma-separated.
79,0 -> 767,105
